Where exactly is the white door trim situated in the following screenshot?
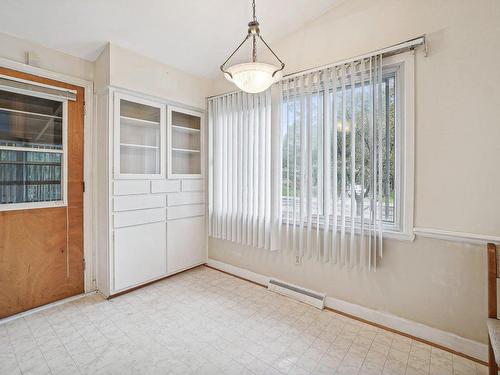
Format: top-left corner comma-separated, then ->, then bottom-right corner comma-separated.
0,56 -> 95,293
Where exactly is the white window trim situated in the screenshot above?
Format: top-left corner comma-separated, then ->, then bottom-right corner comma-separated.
0,87 -> 68,212
382,51 -> 415,241
279,52 -> 415,241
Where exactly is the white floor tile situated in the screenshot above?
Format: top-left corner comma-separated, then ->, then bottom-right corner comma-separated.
0,266 -> 487,375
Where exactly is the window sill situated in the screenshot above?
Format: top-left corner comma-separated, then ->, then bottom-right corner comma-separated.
383,230 -> 415,241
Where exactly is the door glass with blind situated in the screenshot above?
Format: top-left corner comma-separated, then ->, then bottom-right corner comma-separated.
119,99 -> 161,175
0,89 -> 65,206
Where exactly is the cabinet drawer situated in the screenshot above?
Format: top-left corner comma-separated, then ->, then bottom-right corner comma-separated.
181,179 -> 204,192
114,180 -> 150,195
114,208 -> 166,228
166,204 -> 204,220
167,192 -> 204,206
151,180 -> 180,193
114,194 -> 165,212
167,216 -> 206,273
114,222 -> 166,291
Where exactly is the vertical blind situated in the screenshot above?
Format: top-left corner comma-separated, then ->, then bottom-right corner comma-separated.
280,55 -> 385,269
209,55 -> 388,269
208,90 -> 280,250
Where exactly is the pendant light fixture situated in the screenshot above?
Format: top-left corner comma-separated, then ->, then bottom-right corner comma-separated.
220,0 -> 285,94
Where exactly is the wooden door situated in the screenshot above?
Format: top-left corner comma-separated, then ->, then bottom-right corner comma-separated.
0,67 -> 84,318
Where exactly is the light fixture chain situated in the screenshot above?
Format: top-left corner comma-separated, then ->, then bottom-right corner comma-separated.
252,0 -> 256,21
252,35 -> 257,62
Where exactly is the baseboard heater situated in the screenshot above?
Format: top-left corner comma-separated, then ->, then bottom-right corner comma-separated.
268,279 -> 326,309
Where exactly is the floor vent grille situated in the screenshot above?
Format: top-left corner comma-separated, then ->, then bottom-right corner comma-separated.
268,279 -> 325,309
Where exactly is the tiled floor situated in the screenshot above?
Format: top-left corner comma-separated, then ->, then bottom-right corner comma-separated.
0,266 -> 487,375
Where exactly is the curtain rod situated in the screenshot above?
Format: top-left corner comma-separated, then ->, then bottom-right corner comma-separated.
207,35 -> 426,100
283,35 -> 426,80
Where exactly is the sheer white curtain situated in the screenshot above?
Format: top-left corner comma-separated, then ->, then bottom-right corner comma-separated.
208,90 -> 280,250
279,55 -> 385,269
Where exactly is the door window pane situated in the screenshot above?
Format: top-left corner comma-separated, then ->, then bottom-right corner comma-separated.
0,150 -> 62,204
0,90 -> 63,149
0,88 -> 65,207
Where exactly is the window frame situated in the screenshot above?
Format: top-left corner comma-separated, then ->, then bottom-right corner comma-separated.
279,52 -> 415,241
388,51 -> 415,241
0,85 -> 68,211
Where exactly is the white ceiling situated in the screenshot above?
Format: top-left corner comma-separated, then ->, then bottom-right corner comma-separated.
0,0 -> 341,78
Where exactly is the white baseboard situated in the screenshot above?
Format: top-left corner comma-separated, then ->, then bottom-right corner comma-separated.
206,258 -> 487,362
207,259 -> 271,286
324,296 -> 487,362
0,291 -> 96,325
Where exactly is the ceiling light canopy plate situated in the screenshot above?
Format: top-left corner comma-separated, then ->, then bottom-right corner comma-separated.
224,62 -> 283,94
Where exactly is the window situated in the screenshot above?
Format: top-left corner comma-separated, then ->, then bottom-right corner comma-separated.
281,56 -> 413,238
0,88 -> 67,209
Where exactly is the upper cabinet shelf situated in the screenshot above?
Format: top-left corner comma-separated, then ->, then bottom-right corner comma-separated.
171,125 -> 201,133
168,106 -> 203,179
121,143 -> 160,149
112,91 -> 203,180
120,115 -> 160,127
172,148 -> 201,153
114,93 -> 166,179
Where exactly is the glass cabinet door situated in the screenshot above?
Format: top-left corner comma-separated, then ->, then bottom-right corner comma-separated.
115,94 -> 165,178
168,106 -> 202,178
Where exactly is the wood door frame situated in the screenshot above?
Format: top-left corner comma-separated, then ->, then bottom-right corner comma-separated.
0,57 -> 94,294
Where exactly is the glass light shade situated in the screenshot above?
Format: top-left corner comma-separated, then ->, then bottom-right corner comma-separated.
224,62 -> 282,93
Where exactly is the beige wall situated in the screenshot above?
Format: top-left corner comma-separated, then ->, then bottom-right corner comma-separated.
209,0 -> 500,345
93,43 -> 110,92
0,33 -> 212,110
0,32 -> 94,81
108,44 -> 212,109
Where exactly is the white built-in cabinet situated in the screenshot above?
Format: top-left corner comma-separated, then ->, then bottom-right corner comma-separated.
114,93 -> 166,179
168,106 -> 203,178
95,87 -> 206,297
